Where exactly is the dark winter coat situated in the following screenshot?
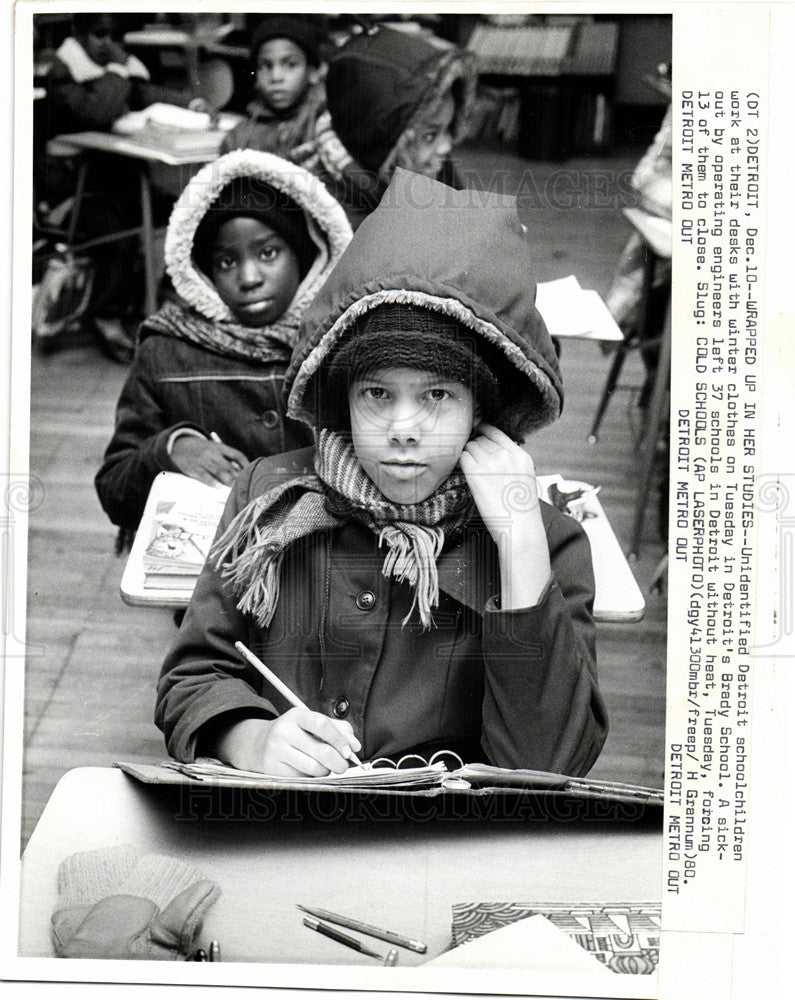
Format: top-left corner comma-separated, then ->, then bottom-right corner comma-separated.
94,333 -> 311,531
156,449 -> 606,774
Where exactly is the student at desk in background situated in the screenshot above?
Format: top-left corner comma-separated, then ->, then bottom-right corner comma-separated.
155,169 -> 607,780
292,22 -> 477,230
95,150 -> 353,552
42,12 -> 202,362
222,16 -> 328,164
44,12 -> 198,136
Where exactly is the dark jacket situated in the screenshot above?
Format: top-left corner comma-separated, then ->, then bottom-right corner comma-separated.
94,332 -> 311,531
222,84 -> 327,162
156,449 -> 607,775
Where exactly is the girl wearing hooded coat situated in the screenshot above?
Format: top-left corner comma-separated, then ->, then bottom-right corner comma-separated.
155,169 -> 607,778
295,23 -> 477,230
95,150 -> 353,545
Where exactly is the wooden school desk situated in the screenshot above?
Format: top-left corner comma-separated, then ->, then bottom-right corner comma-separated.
17,766 -> 661,982
51,131 -> 220,316
121,472 -> 646,622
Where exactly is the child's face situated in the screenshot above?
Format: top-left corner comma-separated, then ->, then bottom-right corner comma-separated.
211,217 -> 301,327
78,16 -> 116,66
348,366 -> 476,504
395,92 -> 455,179
255,38 -> 313,113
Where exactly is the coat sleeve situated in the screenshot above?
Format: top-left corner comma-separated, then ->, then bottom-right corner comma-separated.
479,511 -> 608,776
154,462 -> 280,761
47,60 -> 133,130
94,340 -> 205,530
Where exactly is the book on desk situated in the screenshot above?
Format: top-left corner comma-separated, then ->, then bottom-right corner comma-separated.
121,472 -> 229,603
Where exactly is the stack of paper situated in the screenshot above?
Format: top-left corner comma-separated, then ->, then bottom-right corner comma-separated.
163,757 -> 449,789
114,103 -> 240,157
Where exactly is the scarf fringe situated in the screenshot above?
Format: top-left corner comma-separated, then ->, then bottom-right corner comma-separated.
379,523 -> 444,629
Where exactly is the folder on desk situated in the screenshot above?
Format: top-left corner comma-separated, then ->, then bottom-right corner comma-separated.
115,757 -> 663,808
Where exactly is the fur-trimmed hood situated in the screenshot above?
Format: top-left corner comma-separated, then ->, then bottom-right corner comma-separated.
285,169 -> 563,441
165,149 -> 353,328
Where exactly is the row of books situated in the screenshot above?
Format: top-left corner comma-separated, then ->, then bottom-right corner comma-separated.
467,21 -> 618,78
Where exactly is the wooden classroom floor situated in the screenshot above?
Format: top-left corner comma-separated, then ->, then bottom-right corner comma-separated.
18,146 -> 668,851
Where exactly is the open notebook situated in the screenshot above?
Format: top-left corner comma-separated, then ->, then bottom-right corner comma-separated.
116,754 -> 664,805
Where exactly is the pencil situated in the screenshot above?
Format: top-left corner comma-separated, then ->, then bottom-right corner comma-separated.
297,905 -> 427,953
234,641 -> 364,768
210,431 -> 242,472
303,916 -> 391,961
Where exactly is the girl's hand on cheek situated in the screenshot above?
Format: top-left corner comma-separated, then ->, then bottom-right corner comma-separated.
460,423 -> 552,610
459,423 -> 541,545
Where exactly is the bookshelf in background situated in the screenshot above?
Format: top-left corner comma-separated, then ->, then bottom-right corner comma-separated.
466,17 -> 619,160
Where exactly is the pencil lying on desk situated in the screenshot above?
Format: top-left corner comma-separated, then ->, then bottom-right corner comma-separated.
234,641 -> 364,767
303,916 -> 398,964
298,904 -> 427,953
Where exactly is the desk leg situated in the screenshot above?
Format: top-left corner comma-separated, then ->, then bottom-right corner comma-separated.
66,157 -> 89,245
629,297 -> 671,560
138,166 -> 156,317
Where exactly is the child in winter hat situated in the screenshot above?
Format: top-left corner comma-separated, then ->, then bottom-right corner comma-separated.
96,150 -> 352,545
156,169 -> 606,780
222,15 -> 327,162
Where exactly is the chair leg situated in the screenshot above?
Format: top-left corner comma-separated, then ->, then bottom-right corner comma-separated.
588,341 -> 629,443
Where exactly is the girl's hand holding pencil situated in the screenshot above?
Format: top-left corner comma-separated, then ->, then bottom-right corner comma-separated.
207,642 -> 363,778
171,431 -> 248,489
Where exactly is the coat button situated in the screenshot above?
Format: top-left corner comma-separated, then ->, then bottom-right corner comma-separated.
355,590 -> 375,611
261,409 -> 279,428
333,697 -> 350,718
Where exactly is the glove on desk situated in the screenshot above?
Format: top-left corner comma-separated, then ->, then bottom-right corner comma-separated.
52,844 -> 220,960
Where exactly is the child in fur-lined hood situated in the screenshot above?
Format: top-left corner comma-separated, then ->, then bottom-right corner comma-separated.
95,150 -> 353,546
296,23 -> 477,229
156,169 -> 607,779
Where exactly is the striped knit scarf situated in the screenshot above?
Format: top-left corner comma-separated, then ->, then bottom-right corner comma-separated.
143,298 -> 297,366
212,429 -> 474,630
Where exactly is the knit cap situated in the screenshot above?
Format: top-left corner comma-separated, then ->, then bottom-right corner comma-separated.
193,176 -> 316,280
321,303 -> 499,429
251,15 -> 322,67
